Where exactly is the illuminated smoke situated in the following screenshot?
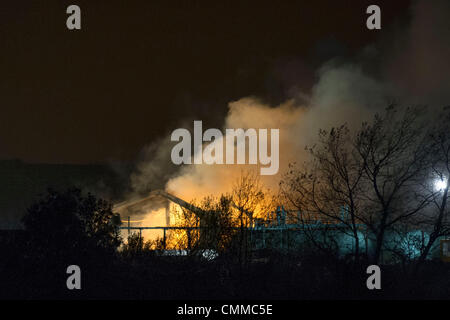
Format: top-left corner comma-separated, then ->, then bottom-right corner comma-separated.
125,0 -> 450,234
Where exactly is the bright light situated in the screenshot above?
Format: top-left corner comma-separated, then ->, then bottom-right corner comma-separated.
434,178 -> 448,191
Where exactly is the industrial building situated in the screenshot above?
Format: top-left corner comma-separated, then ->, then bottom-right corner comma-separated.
114,190 -> 447,262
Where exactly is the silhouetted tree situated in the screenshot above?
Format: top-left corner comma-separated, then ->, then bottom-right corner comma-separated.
282,105 -> 435,265
282,124 -> 366,261
231,172 -> 273,265
355,105 -> 433,264
413,107 -> 450,272
22,187 -> 121,262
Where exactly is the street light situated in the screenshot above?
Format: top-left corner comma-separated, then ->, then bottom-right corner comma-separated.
434,178 -> 448,192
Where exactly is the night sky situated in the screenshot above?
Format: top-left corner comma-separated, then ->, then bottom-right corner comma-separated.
0,0 -> 411,164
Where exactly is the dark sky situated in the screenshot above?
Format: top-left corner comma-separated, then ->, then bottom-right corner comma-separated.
0,0 -> 411,164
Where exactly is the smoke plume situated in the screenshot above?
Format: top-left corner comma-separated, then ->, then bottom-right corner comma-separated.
128,0 -> 450,218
